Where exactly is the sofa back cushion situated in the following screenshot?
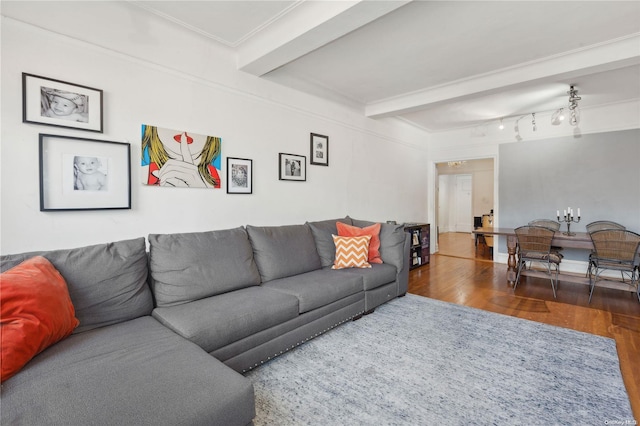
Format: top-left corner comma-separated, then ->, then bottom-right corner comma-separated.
148,227 -> 261,307
350,218 -> 407,271
0,238 -> 151,334
246,224 -> 322,282
306,217 -> 352,268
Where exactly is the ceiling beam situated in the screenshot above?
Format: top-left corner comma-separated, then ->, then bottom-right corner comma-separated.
237,0 -> 411,76
365,34 -> 640,118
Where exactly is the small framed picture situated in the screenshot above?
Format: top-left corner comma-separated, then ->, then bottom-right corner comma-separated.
227,157 -> 253,194
279,153 -> 306,181
39,134 -> 131,211
310,133 -> 329,166
23,73 -> 104,133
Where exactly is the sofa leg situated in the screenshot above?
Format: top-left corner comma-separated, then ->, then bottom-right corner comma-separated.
352,313 -> 364,321
397,293 -> 407,297
363,308 -> 376,315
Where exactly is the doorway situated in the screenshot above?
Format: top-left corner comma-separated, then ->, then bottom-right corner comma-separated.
435,159 -> 495,260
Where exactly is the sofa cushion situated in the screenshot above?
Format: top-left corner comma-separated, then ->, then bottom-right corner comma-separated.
336,221 -> 382,263
329,263 -> 398,290
1,256 -> 79,382
0,316 -> 255,426
152,286 -> 299,353
246,224 -> 322,282
0,238 -> 151,334
148,227 -> 261,308
263,269 -> 363,313
351,218 -> 407,271
332,235 -> 372,269
307,217 -> 353,268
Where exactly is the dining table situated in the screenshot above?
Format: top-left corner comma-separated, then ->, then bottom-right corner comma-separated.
472,227 -> 593,286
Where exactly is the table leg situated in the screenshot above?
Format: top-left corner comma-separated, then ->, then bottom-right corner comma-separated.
506,235 -> 517,286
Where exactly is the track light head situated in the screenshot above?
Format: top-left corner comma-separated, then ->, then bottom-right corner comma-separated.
551,108 -> 565,125
567,86 -> 581,126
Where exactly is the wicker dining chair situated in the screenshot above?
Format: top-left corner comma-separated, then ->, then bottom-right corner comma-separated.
529,219 -> 561,232
525,220 -> 563,271
586,220 -> 626,233
586,221 -> 626,279
514,225 -> 562,298
588,229 -> 640,303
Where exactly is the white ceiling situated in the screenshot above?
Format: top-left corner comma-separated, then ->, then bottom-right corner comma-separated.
131,1 -> 640,131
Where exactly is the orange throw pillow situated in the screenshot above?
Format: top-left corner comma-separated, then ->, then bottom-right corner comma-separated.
1,256 -> 79,382
336,222 -> 382,264
332,235 -> 372,269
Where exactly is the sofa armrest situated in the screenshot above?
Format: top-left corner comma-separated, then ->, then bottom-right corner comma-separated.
351,218 -> 409,296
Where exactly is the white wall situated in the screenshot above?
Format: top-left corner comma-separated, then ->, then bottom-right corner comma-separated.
0,2 -> 430,254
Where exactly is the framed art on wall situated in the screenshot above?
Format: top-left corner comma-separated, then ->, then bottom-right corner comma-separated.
227,157 -> 253,194
23,73 -> 104,133
310,133 -> 329,166
141,124 -> 222,188
39,134 -> 131,211
279,153 -> 306,181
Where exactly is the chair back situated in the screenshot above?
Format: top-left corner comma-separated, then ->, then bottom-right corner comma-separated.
528,219 -> 561,231
586,221 -> 625,234
474,216 -> 482,228
515,226 -> 555,254
589,229 -> 640,264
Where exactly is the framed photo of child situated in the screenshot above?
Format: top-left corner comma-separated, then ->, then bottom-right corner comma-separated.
39,134 -> 131,211
23,73 -> 104,133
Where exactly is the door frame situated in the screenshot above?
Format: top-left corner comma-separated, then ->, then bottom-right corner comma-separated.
431,156 -> 498,255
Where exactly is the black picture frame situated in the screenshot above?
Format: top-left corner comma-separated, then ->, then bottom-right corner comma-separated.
227,157 -> 253,194
278,153 -> 306,181
23,73 -> 104,133
310,133 -> 329,166
39,134 -> 131,211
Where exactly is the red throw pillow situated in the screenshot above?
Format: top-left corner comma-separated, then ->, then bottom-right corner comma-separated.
1,256 -> 79,382
336,222 -> 382,264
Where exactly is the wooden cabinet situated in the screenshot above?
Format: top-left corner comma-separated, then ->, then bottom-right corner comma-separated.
404,223 -> 430,269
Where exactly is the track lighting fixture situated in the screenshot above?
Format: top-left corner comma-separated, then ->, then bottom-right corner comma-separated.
488,84 -> 582,139
532,113 -> 536,131
567,85 -> 581,126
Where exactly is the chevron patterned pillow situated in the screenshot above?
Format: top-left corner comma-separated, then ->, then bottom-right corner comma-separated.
331,234 -> 372,269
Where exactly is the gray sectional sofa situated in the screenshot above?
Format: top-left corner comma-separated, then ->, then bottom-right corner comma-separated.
1,217 -> 410,425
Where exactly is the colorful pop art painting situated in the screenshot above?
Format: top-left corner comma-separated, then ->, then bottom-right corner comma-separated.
141,124 -> 221,188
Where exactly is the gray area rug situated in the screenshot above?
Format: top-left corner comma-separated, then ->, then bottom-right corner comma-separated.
245,294 -> 634,425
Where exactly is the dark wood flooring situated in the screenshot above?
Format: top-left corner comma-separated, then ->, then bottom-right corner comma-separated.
408,232 -> 640,420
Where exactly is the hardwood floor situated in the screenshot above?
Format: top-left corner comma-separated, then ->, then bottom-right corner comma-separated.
408,232 -> 640,420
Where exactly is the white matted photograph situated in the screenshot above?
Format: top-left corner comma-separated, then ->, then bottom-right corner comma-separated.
227,157 -> 253,194
39,134 -> 130,211
23,73 -> 103,132
310,133 -> 329,166
279,153 -> 306,181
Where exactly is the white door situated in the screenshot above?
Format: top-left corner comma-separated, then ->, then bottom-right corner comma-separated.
455,175 -> 473,232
